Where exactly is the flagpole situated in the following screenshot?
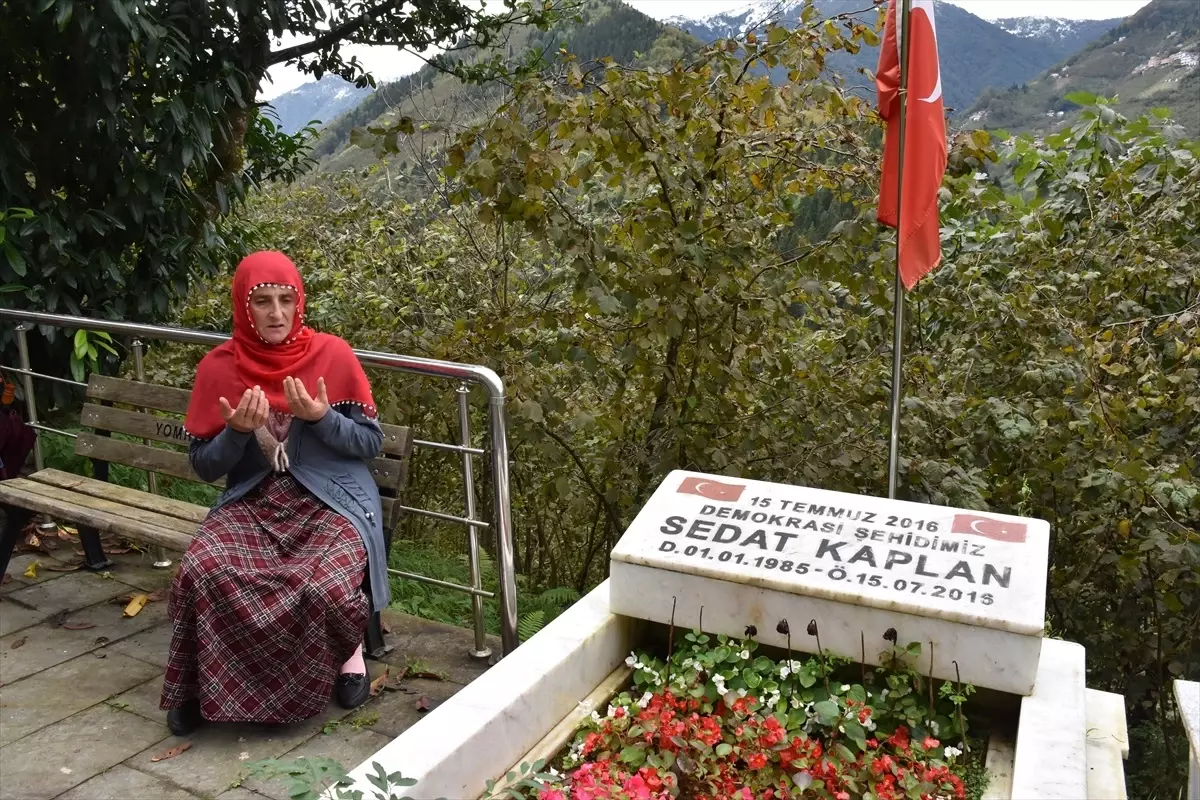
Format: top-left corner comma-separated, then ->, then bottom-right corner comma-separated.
886,0 -> 913,500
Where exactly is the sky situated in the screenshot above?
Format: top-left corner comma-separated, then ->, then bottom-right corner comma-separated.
258,0 -> 1153,100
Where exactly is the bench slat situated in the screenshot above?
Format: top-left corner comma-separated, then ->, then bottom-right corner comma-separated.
87,375 -> 192,414
73,434 -> 401,524
75,433 -> 218,486
31,469 -> 209,524
0,479 -> 195,552
11,478 -> 200,536
81,405 -> 192,448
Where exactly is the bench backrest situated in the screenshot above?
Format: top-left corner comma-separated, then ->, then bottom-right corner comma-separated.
76,376 -> 415,530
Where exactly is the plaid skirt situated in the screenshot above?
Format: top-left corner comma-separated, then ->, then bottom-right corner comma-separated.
160,472 -> 370,723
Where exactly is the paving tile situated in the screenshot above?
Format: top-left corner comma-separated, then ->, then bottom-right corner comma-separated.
0,651 -> 161,746
108,676 -> 168,723
366,677 -> 459,738
241,725 -> 392,800
0,598 -> 168,684
0,704 -> 170,800
3,571 -> 135,619
109,620 -> 175,669
128,704 -> 355,799
56,764 -> 201,800
0,596 -> 47,637
99,551 -> 181,593
0,553 -> 74,594
214,789 -> 273,800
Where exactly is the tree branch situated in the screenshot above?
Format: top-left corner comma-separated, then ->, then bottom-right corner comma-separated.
267,1 -> 406,66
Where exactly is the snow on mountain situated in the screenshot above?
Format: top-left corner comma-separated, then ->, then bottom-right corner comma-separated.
264,77 -> 375,136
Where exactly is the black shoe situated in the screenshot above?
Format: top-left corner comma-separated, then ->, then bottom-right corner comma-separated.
336,670 -> 370,710
167,699 -> 203,736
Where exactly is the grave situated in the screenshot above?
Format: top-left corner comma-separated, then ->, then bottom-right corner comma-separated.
338,470 -> 1131,800
609,470 -> 1048,695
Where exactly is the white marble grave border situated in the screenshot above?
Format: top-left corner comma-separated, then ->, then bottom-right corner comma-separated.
609,560 -> 1043,695
338,597 -> 1126,800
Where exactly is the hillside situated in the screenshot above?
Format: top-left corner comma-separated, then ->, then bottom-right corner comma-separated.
965,0 -> 1200,134
665,0 -> 1121,114
263,77 -> 374,135
310,0 -> 695,175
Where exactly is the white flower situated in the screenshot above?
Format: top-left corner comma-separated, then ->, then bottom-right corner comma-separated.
881,689 -> 889,698
944,746 -> 963,760
737,688 -> 748,698
625,654 -> 637,667
840,684 -> 851,693
639,691 -> 653,707
930,720 -> 940,735
792,771 -> 813,791
790,696 -> 803,709
780,666 -> 791,679
740,649 -> 751,659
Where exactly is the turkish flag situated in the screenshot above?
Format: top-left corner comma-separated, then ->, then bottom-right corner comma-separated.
950,514 -> 1028,543
876,0 -> 947,290
677,477 -> 746,502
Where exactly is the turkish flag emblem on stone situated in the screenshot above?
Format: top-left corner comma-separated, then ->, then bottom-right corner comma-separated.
677,476 -> 746,502
950,514 -> 1027,543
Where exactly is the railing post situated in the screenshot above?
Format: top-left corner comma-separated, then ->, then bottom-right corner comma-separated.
457,384 -> 491,659
488,392 -> 519,655
131,339 -> 172,568
14,324 -> 42,471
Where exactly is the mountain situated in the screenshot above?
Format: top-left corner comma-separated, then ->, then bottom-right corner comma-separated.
993,16 -> 1122,53
965,0 -> 1200,134
664,0 -> 1121,115
264,77 -> 374,135
311,0 -> 695,174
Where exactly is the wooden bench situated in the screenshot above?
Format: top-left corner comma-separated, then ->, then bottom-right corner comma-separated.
0,375 -> 414,658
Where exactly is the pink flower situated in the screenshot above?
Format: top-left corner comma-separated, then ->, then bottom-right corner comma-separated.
622,775 -> 652,799
922,736 -> 940,750
539,791 -> 566,800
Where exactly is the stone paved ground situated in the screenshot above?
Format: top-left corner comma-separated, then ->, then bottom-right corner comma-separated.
0,547 -> 498,800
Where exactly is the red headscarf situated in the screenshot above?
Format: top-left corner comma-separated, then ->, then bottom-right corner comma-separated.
184,251 -> 377,440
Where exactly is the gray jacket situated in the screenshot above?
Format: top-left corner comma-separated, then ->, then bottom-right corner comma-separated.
188,405 -> 391,611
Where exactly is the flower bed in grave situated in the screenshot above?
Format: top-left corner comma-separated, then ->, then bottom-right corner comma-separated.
488,622 -> 996,800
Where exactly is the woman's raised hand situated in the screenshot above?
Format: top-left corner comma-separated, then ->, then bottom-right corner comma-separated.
284,376 -> 330,422
220,386 -> 268,433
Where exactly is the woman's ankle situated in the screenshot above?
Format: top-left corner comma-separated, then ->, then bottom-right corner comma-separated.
339,644 -> 366,676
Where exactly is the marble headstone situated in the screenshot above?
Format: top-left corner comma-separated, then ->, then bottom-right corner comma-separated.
609,470 -> 1050,695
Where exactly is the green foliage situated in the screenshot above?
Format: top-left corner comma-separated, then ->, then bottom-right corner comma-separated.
0,0 -> 574,405
239,757 -> 418,800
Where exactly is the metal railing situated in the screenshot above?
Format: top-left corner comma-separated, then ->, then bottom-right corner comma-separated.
0,308 -> 518,657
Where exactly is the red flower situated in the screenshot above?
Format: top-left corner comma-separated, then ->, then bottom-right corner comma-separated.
922,736 -> 940,750
746,752 -> 769,769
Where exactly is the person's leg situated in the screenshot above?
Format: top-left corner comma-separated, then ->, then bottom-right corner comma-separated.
340,642 -> 366,676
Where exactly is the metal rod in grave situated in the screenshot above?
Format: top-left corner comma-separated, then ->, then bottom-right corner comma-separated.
15,324 -> 43,471
458,383 -> 491,659
886,0 -> 914,500
131,339 -> 172,568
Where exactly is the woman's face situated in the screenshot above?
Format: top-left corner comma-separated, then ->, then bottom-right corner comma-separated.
249,285 -> 298,344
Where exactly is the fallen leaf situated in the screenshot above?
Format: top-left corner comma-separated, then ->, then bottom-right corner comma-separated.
49,609 -> 70,627
408,670 -> 446,681
150,742 -> 192,762
56,527 -> 75,540
238,751 -> 250,761
74,549 -> 85,556
25,533 -> 40,549
22,561 -> 38,579
1,572 -> 10,585
147,587 -> 169,603
10,637 -> 26,650
415,696 -> 432,712
45,563 -> 82,573
61,622 -> 96,631
94,636 -> 110,646
381,620 -> 392,634
94,651 -> 107,658
123,594 -> 149,618
106,547 -> 132,555
368,667 -> 391,697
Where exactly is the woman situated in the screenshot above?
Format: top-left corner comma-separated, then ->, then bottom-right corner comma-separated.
160,250 -> 390,736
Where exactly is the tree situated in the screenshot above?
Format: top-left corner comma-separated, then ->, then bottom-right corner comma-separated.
0,0 -> 570,398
